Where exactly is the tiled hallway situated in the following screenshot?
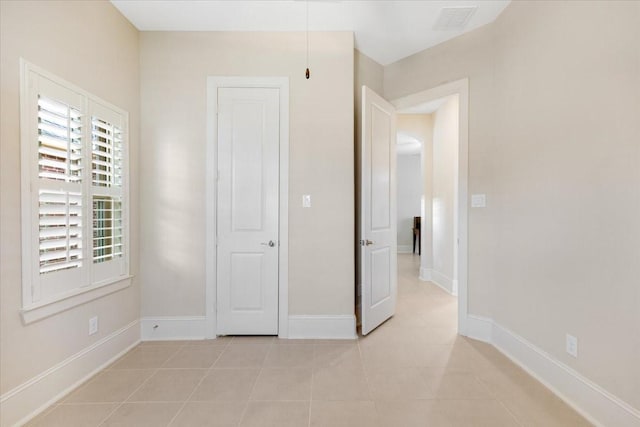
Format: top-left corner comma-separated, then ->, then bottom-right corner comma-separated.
28,254 -> 590,426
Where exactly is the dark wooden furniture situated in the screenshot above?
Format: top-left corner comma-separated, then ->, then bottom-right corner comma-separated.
412,216 -> 421,255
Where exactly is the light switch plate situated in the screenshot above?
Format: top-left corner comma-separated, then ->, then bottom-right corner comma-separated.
471,194 -> 486,208
302,195 -> 311,208
566,333 -> 578,358
89,316 -> 98,335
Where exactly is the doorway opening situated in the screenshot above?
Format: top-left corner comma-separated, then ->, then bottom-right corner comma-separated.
392,79 -> 469,335
397,94 -> 459,293
357,80 -> 468,337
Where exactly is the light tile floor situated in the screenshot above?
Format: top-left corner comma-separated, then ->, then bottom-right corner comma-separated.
28,254 -> 591,426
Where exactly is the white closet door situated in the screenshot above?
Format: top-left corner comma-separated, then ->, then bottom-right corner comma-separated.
217,87 -> 279,335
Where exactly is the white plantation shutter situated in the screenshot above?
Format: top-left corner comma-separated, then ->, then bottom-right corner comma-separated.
22,74 -> 88,304
21,63 -> 129,309
38,190 -> 83,273
91,116 -> 124,188
90,102 -> 126,282
37,95 -> 84,276
37,97 -> 83,182
92,196 -> 123,263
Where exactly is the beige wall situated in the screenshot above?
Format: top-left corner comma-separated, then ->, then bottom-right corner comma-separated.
355,50 -> 384,109
431,96 -> 459,291
139,32 -> 354,317
385,0 -> 640,411
0,0 -> 140,423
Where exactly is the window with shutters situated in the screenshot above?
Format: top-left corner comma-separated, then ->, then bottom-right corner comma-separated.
20,61 -> 130,320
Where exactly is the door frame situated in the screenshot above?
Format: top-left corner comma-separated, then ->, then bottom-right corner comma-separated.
205,76 -> 290,339
391,78 -> 470,336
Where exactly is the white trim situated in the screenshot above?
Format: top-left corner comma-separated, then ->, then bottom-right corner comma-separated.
397,245 -> 413,254
140,316 -> 209,341
392,78 -> 469,337
430,269 -> 455,295
19,59 -> 131,315
0,320 -> 139,427
288,315 -> 357,340
492,322 -> 640,427
419,267 -> 432,281
20,59 -> 34,310
465,314 -> 493,342
20,276 -> 132,325
206,76 -> 289,339
464,316 -> 640,427
278,80 -> 290,339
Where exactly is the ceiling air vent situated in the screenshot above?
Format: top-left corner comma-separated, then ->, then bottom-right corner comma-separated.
433,6 -> 477,30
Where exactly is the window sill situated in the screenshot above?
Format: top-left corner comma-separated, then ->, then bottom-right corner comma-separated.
20,275 -> 133,325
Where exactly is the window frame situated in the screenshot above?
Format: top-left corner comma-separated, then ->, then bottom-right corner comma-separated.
19,60 -> 131,324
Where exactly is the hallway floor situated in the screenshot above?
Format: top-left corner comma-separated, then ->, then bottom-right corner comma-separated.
28,254 -> 590,426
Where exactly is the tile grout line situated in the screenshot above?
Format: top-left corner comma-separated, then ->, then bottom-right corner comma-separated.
356,334 -> 379,413
495,398 -> 526,427
165,349 -> 226,427
235,338 -> 274,426
24,400 -> 58,426
41,342 -> 147,414
95,342 -> 186,427
308,343 -> 320,427
95,368 -> 157,426
171,343 -> 230,423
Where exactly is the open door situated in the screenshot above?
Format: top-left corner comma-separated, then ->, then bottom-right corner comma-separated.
359,86 -> 397,335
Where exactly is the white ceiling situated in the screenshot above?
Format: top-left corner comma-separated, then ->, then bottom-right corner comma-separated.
111,0 -> 510,65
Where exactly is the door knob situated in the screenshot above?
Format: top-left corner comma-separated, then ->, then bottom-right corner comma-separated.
360,239 -> 374,246
261,240 -> 276,247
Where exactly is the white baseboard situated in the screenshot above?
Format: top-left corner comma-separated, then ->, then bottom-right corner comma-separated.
141,315 -> 356,341
430,269 -> 455,295
288,315 -> 357,339
140,316 -> 209,341
419,267 -> 432,281
465,314 -> 493,342
397,245 -> 413,254
464,315 -> 640,427
0,320 -> 139,427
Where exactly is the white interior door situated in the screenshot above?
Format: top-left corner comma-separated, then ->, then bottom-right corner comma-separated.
217,87 -> 279,335
360,85 -> 397,335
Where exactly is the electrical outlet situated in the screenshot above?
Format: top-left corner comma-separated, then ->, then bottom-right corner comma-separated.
89,316 -> 99,335
566,333 -> 578,358
302,194 -> 311,208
